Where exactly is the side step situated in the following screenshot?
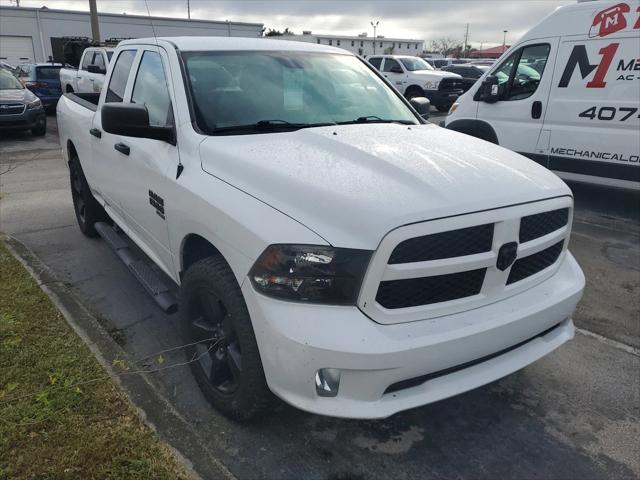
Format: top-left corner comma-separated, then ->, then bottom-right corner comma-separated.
95,222 -> 178,314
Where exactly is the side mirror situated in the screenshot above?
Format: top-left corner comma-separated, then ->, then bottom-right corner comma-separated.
409,96 -> 431,120
476,75 -> 500,103
101,103 -> 174,143
87,64 -> 106,74
390,66 -> 404,74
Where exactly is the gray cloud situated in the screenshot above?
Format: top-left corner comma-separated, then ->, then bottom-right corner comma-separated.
0,0 -> 574,48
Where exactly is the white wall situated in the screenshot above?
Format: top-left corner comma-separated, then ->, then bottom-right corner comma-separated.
0,6 -> 263,62
283,35 -> 424,57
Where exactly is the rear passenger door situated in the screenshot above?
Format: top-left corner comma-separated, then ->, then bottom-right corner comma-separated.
77,51 -> 95,93
381,58 -> 407,91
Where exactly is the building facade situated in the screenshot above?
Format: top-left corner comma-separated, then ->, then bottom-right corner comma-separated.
0,6 -> 263,66
279,32 -> 425,57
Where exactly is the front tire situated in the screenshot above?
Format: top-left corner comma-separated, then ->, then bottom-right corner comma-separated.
180,256 -> 272,421
69,156 -> 108,237
31,116 -> 46,136
404,86 -> 424,100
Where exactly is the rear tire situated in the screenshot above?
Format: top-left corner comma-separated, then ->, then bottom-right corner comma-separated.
31,116 -> 46,136
69,156 -> 108,237
180,256 -> 272,421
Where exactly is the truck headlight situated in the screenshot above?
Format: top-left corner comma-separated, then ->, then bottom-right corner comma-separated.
424,80 -> 440,90
26,98 -> 42,109
249,244 -> 372,305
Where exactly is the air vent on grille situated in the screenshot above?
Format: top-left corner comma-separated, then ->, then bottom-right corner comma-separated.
519,208 -> 568,243
389,224 -> 494,264
0,104 -> 25,116
507,241 -> 564,284
376,268 -> 486,309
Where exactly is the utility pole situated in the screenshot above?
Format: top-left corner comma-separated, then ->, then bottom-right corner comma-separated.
89,0 -> 101,43
502,30 -> 508,51
187,0 -> 191,19
371,20 -> 379,55
463,23 -> 469,57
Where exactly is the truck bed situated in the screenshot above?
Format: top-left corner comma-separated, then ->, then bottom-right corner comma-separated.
64,92 -> 101,112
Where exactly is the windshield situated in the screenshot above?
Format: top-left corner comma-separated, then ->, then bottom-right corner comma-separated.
182,51 -> 418,134
399,57 -> 434,71
0,69 -> 23,90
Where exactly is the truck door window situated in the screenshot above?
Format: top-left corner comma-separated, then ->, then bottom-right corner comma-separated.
105,49 -> 136,103
81,52 -> 94,71
93,53 -> 106,71
503,44 -> 550,101
383,58 -> 402,73
368,57 -> 382,70
131,51 -> 173,127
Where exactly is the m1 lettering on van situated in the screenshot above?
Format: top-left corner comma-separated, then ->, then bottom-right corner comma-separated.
558,43 -> 619,88
635,6 -> 640,29
590,2 -> 630,37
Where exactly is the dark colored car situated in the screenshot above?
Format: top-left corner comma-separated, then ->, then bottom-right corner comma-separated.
441,64 -> 490,92
0,69 -> 47,136
15,63 -> 63,111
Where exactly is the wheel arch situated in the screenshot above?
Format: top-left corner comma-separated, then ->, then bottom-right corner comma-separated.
66,139 -> 78,165
180,233 -> 226,279
446,119 -> 499,144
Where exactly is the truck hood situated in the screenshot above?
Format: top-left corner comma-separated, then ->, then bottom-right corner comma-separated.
413,70 -> 461,79
199,124 -> 570,249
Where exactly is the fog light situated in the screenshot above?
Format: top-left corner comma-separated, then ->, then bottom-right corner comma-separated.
315,368 -> 341,397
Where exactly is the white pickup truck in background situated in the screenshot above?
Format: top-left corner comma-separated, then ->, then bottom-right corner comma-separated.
57,37 -> 584,421
59,47 -> 113,94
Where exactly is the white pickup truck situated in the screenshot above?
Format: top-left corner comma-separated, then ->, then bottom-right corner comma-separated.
59,47 -> 113,94
57,37 -> 585,421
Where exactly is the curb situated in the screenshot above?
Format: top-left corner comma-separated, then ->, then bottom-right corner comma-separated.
3,235 -> 236,480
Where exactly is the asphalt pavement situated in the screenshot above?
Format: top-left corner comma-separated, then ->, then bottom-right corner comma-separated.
1,114 -> 638,480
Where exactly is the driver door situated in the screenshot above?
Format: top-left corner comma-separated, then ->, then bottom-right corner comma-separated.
381,58 -> 408,92
476,40 -> 557,155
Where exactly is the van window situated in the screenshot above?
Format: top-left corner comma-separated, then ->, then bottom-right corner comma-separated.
496,44 -> 550,101
105,50 -> 136,103
368,57 -> 382,70
131,51 -> 173,127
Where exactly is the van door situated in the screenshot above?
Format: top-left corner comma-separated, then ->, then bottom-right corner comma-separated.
475,40 -> 557,155
545,32 -> 640,188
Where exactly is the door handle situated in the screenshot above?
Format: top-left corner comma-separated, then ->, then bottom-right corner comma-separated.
89,128 -> 101,138
114,142 -> 130,156
532,101 -> 542,119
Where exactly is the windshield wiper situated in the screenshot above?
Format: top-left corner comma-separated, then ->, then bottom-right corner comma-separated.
212,119 -> 336,135
336,116 -> 416,125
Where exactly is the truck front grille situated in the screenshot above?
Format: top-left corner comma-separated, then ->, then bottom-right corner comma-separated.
376,269 -> 486,309
0,103 -> 26,115
507,240 -> 564,285
519,208 -> 569,243
389,224 -> 494,264
438,77 -> 464,92
358,198 -> 573,323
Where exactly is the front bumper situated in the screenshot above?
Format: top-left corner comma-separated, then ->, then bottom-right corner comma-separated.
242,252 -> 584,419
0,107 -> 45,130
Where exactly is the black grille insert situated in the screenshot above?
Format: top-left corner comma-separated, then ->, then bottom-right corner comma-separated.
389,224 -> 494,264
507,240 -> 564,284
0,103 -> 25,116
376,269 -> 486,309
519,208 -> 569,243
439,77 -> 464,92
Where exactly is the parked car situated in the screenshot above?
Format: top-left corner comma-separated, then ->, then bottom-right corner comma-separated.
0,68 -> 46,136
57,37 -> 584,421
14,62 -> 63,111
468,59 -> 496,67
60,47 -> 113,94
446,0 -> 639,190
368,55 -> 464,111
441,64 -> 490,92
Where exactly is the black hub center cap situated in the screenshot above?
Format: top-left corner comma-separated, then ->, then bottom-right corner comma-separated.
497,242 -> 518,271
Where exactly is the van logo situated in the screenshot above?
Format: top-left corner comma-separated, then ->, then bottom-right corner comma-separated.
590,3 -> 630,37
496,242 -> 518,271
558,43 -> 619,89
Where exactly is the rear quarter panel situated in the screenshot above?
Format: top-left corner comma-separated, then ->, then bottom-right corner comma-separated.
56,95 -> 95,181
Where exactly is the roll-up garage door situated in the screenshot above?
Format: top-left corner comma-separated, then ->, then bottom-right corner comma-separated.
0,36 -> 35,66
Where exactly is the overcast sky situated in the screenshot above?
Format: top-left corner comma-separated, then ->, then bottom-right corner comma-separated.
0,0 -> 575,48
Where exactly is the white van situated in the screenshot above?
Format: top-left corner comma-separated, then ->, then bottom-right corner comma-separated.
445,0 -> 640,189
